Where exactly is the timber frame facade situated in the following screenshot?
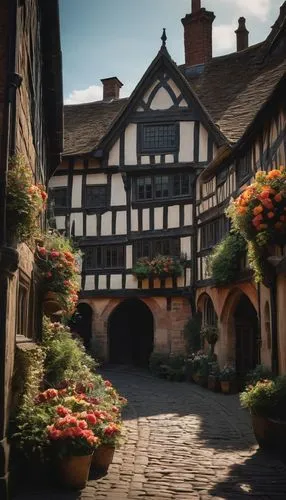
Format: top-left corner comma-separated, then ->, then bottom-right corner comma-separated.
0,1 -> 63,497
51,2 -> 286,373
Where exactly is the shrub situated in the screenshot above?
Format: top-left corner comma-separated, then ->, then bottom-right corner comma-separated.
219,365 -> 236,381
149,353 -> 186,381
183,314 -> 202,353
245,364 -> 274,386
207,232 -> 246,285
240,376 -> 286,419
149,352 -> 170,376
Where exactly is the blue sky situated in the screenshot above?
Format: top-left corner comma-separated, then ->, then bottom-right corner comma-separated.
59,0 -> 282,104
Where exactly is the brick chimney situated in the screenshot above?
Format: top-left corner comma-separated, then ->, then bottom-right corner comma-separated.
235,17 -> 249,52
181,0 -> 215,67
101,77 -> 123,100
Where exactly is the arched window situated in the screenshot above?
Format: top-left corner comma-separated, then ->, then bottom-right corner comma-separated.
204,296 -> 217,326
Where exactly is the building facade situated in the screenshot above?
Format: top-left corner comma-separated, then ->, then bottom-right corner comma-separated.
0,1 -> 63,497
50,1 -> 286,373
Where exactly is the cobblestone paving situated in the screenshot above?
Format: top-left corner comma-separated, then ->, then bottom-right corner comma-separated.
15,368 -> 286,500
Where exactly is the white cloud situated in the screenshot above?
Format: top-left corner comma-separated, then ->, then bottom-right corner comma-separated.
213,23 -> 236,53
65,85 -> 103,105
220,0 -> 270,22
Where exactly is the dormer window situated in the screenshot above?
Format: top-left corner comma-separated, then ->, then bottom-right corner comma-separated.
140,123 -> 178,153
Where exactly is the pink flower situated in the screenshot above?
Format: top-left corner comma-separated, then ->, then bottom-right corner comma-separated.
50,251 -> 60,259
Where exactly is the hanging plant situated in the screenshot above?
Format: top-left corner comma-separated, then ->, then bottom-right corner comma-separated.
35,233 -> 81,316
7,155 -> 47,243
132,255 -> 184,280
226,167 -> 286,281
206,232 -> 246,285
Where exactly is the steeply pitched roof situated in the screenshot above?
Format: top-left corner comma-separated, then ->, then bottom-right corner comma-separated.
63,4 -> 286,156
64,98 -> 128,156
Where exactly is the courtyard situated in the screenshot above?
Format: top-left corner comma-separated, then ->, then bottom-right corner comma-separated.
15,368 -> 286,500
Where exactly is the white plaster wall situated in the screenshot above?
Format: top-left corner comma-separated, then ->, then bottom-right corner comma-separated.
101,212 -> 112,236
111,174 -> 126,206
184,204 -> 192,226
179,99 -> 188,108
98,275 -> 107,290
199,124 -> 208,162
141,156 -> 150,165
55,216 -> 65,230
167,79 -> 181,98
86,214 -> 97,236
142,209 -> 150,231
116,211 -> 127,235
71,176 -> 82,208
131,209 -> 138,231
136,106 -> 144,112
110,275 -> 122,290
124,124 -> 137,165
85,275 -> 95,291
126,245 -> 133,268
143,79 -> 160,103
125,274 -> 138,289
150,86 -> 174,110
186,268 -> 191,286
165,154 -> 174,163
70,213 -> 83,236
180,237 -> 191,259
86,173 -> 107,185
179,122 -> 194,162
155,155 -> 161,163
49,175 -> 68,188
108,139 -> 120,166
154,207 -> 164,230
177,275 -> 185,288
168,205 -> 180,228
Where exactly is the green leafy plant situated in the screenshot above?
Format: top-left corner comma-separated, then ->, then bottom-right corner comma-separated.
245,364 -> 274,386
226,167 -> 286,281
183,314 -> 202,353
240,377 -> 286,418
207,232 -> 246,285
132,255 -> 184,279
7,155 -> 47,243
219,365 -> 236,381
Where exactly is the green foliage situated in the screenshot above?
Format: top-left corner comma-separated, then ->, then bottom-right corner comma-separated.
132,255 -> 184,279
207,232 -> 246,285
183,314 -> 202,353
149,352 -> 186,381
6,155 -> 47,243
245,364 -> 274,386
240,377 -> 286,418
200,325 -> 219,346
219,365 -> 236,381
42,317 -> 98,387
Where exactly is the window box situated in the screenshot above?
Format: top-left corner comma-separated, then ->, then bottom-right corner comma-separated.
132,255 -> 184,280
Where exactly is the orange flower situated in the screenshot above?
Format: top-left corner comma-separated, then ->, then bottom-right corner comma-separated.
238,206 -> 247,215
261,198 -> 273,210
257,224 -> 267,230
253,205 -> 263,216
280,166 -> 285,172
252,214 -> 263,226
267,169 -> 282,179
274,193 -> 282,202
267,211 -> 275,219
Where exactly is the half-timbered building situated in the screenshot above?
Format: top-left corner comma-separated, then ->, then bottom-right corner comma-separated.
50,1 -> 286,373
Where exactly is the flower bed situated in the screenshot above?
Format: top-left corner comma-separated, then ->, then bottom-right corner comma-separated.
132,255 -> 184,280
226,167 -> 286,281
7,155 -> 47,244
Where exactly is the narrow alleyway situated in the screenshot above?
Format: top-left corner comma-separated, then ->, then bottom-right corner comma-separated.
15,369 -> 286,500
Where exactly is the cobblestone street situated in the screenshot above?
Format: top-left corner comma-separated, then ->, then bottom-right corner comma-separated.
15,369 -> 286,500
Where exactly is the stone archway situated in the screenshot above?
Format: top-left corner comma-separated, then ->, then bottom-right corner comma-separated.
69,302 -> 93,349
108,298 -> 154,366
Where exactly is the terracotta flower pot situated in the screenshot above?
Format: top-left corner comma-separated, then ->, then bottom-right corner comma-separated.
208,375 -> 220,392
58,453 -> 93,489
43,291 -> 63,316
251,414 -> 273,449
92,445 -> 115,472
220,381 -> 231,394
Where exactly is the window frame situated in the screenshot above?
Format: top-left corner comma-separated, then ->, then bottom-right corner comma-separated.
133,173 -> 192,202
50,186 -> 68,209
200,216 -> 228,251
237,152 -> 252,186
85,184 -> 108,209
139,122 -> 179,154
84,245 -> 125,271
134,238 -> 181,261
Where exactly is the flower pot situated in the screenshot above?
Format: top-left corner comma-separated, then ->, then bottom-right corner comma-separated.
251,414 -> 273,450
208,375 -> 220,392
193,374 -> 207,387
58,453 -> 93,489
92,445 -> 115,472
220,381 -> 231,394
43,291 -> 63,316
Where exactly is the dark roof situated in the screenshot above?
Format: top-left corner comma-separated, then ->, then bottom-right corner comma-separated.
63,4 -> 286,156
64,98 -> 128,155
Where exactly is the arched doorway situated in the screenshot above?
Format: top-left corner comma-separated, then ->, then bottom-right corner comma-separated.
108,299 -> 154,366
69,302 -> 93,350
234,294 -> 258,376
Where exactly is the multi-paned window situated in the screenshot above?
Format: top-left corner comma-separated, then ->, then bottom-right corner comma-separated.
134,174 -> 192,201
201,216 -> 228,250
86,185 -> 108,208
237,152 -> 252,185
84,245 -> 125,270
50,187 -> 67,208
140,123 -> 178,153
134,238 -> 180,260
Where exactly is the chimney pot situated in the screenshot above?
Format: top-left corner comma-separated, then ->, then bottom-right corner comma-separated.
181,4 -> 215,66
101,77 -> 123,100
235,17 -> 249,52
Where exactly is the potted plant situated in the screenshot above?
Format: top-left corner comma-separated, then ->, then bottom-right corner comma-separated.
132,254 -> 184,280
191,352 -> 209,387
47,411 -> 99,489
200,324 -> 219,357
219,365 -> 236,394
208,362 -> 221,392
240,376 -> 286,450
226,167 -> 286,282
91,416 -> 122,472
